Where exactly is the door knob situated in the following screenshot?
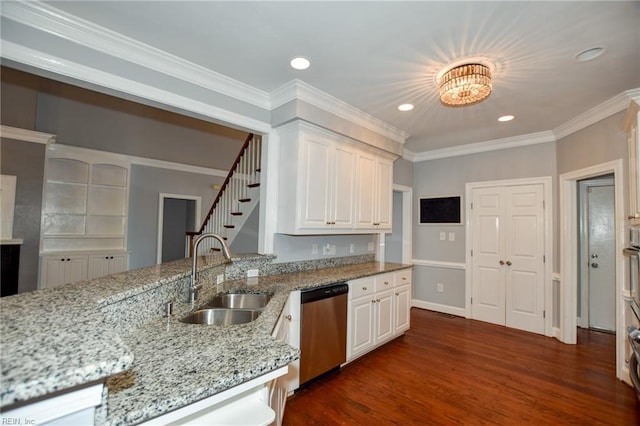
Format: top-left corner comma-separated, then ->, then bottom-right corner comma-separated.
506,261 -> 512,266
499,260 -> 505,265
591,262 -> 599,268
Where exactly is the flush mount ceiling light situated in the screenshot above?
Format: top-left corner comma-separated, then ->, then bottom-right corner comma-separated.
575,47 -> 605,62
398,103 -> 414,111
437,63 -> 492,107
498,115 -> 514,122
290,57 -> 310,70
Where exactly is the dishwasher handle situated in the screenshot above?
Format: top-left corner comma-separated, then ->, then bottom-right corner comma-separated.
301,283 -> 349,304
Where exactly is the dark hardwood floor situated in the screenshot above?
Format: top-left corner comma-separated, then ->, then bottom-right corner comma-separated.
283,308 -> 640,425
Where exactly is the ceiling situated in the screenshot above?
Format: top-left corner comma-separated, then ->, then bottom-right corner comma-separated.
40,1 -> 640,154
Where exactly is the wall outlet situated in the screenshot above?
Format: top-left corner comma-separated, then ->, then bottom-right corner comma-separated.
439,232 -> 446,241
448,232 -> 455,242
312,244 -> 318,255
368,242 -> 374,252
216,274 -> 225,285
323,243 -> 331,256
246,269 -> 259,278
349,243 -> 355,253
329,244 -> 336,255
437,283 -> 444,293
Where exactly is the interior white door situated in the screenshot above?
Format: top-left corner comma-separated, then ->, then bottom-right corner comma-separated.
587,184 -> 616,332
471,188 -> 506,326
471,184 -> 545,334
504,185 -> 545,334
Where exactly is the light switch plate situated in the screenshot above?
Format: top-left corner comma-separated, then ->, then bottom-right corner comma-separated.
246,269 -> 259,278
437,283 -> 444,293
216,274 -> 225,285
439,232 -> 446,241
448,232 -> 455,242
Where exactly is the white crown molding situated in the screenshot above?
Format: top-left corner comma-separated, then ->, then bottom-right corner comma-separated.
627,88 -> 640,104
553,89 -> 640,140
402,148 -> 416,162
271,79 -> 410,144
0,125 -> 56,144
1,1 -> 271,110
130,156 -> 227,177
412,131 -> 555,162
1,41 -> 272,135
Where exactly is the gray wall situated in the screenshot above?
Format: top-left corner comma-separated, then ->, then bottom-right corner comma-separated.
34,77 -> 246,170
230,202 -> 259,254
0,139 -> 45,293
393,157 -> 413,188
128,165 -> 222,270
412,142 -> 557,308
1,67 -> 38,129
161,198 -> 194,263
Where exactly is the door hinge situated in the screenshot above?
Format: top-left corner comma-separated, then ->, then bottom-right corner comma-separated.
471,249 -> 473,256
543,255 -> 546,263
471,297 -> 473,304
471,202 -> 473,210
543,310 -> 546,319
543,200 -> 546,209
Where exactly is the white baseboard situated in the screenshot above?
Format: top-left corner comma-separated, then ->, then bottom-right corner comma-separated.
412,299 -> 467,317
552,326 -> 561,339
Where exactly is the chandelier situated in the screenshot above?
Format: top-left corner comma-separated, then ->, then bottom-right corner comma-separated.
438,63 -> 492,107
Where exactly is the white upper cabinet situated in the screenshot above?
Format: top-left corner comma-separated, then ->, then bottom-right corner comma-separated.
277,121 -> 395,234
626,101 -> 640,223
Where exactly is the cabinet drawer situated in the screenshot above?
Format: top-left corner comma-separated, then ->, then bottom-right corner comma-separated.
395,269 -> 412,286
374,273 -> 394,292
349,277 -> 374,299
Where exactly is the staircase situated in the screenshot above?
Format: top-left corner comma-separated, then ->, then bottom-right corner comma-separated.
187,133 -> 261,256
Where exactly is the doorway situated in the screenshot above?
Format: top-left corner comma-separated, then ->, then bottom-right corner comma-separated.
578,175 -> 616,332
382,185 -> 412,264
157,193 -> 201,264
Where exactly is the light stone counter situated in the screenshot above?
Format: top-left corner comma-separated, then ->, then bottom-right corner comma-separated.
0,254 -> 411,425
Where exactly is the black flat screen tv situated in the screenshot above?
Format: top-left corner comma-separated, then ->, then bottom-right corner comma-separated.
419,196 -> 462,224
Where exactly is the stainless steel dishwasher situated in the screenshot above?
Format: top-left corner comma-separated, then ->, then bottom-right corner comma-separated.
299,282 -> 349,385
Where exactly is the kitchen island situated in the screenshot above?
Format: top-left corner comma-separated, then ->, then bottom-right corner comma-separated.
0,254 -> 411,425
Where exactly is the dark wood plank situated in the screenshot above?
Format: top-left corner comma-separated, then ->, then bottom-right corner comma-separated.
283,308 -> 640,425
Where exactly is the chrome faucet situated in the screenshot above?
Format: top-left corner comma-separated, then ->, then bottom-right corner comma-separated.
189,233 -> 232,304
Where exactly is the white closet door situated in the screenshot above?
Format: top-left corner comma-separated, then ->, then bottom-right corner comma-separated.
504,184 -> 545,334
471,187 -> 506,326
471,184 -> 545,335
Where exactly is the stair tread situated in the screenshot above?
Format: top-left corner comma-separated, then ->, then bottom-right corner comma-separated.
238,198 -> 251,203
223,225 -> 235,229
247,183 -> 260,188
230,212 -> 242,216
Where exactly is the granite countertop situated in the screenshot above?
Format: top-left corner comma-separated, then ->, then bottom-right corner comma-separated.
0,256 -> 411,425
0,287 -> 134,406
105,261 -> 412,425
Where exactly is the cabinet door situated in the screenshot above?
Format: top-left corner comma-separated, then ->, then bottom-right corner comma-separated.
330,144 -> 356,228
109,254 -> 128,274
394,284 -> 411,335
374,157 -> 393,229
348,296 -> 374,360
88,255 -> 109,280
299,135 -> 332,228
41,257 -> 66,289
65,256 -> 88,284
355,151 -> 376,229
374,289 -> 394,343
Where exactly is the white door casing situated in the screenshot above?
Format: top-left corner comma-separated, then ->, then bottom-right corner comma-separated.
466,177 -> 552,337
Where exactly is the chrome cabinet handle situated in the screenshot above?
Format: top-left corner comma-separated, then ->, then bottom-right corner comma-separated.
362,286 -> 367,291
285,314 -> 292,321
376,298 -> 381,302
384,281 -> 389,285
371,300 -> 376,304
499,260 -> 505,265
591,262 -> 599,268
506,260 -> 512,266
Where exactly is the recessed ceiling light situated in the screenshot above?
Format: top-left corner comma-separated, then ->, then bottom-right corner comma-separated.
398,103 -> 414,112
498,115 -> 514,122
290,57 -> 310,70
575,47 -> 605,62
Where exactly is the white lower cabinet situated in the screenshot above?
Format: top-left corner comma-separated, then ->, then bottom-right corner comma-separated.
268,290 -> 301,426
40,254 -> 88,289
88,253 -> 128,279
347,269 -> 412,362
0,382 -> 103,426
40,251 -> 128,289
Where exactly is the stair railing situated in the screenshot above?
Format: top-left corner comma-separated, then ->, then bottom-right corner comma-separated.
186,133 -> 261,256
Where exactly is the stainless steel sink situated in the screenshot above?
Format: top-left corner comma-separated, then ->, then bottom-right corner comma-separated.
180,308 -> 261,325
204,293 -> 272,310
